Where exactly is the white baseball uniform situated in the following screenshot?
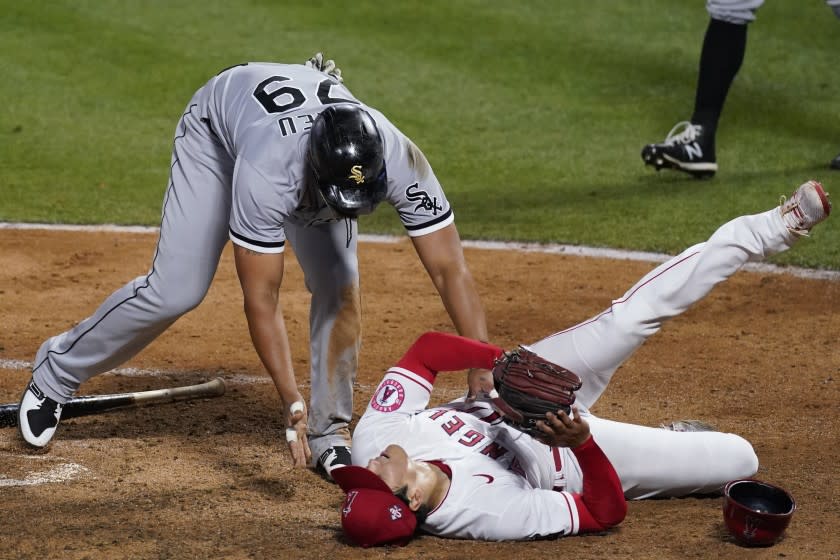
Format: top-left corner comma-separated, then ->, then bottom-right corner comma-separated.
31,62 -> 454,457
352,206 -> 796,541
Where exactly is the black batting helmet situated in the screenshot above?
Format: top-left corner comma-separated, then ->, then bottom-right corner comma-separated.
308,104 -> 387,218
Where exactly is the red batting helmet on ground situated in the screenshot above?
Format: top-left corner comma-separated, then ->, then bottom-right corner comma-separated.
722,479 -> 795,546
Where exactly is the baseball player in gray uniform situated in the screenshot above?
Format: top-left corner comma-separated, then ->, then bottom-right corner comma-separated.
18,55 -> 488,477
642,0 -> 840,177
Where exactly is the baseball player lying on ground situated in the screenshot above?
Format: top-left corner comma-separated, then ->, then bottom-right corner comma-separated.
332,179 -> 831,545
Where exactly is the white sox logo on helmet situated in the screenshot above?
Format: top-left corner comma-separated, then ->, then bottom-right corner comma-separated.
348,165 -> 364,184
370,379 -> 405,412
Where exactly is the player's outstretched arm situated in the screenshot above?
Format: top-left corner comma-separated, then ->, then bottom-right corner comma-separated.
234,245 -> 311,467
394,332 -> 502,383
411,224 -> 491,397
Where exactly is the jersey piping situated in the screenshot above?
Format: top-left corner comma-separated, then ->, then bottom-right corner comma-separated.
403,208 -> 454,237
229,228 -> 286,253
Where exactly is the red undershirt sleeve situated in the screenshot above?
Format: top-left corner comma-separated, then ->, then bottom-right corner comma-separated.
570,437 -> 627,532
394,332 -> 503,384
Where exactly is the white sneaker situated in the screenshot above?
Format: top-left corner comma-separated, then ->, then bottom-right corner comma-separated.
780,180 -> 832,236
18,379 -> 63,448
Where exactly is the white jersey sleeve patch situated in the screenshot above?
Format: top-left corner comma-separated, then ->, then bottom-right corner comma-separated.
365,367 -> 433,417
351,367 -> 435,466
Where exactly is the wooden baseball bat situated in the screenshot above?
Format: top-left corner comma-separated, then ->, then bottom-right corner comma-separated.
0,378 -> 226,429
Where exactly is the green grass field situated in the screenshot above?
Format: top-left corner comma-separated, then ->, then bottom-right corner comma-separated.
1,1 -> 837,268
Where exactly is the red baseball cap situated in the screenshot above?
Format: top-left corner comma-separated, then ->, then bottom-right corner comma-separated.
332,465 -> 418,547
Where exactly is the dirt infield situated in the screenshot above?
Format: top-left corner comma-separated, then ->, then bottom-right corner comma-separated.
1,229 -> 838,560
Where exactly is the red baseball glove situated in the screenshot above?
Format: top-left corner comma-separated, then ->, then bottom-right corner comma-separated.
490,347 -> 583,436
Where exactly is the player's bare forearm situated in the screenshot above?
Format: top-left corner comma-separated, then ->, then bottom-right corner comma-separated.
243,299 -> 300,405
411,224 -> 488,341
236,246 -> 310,466
412,224 -> 489,398
234,246 -> 301,406
241,297 -> 311,467
436,271 -> 487,339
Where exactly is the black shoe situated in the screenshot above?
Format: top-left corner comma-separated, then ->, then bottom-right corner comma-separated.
316,446 -> 352,479
642,121 -> 718,179
18,379 -> 63,447
830,152 -> 840,170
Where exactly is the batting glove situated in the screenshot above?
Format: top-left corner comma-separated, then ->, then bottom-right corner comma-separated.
304,52 -> 343,83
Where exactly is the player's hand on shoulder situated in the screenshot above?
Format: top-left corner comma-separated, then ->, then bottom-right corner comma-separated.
304,52 -> 343,83
534,405 -> 591,448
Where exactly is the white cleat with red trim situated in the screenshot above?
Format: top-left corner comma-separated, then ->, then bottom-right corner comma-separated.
780,180 -> 832,236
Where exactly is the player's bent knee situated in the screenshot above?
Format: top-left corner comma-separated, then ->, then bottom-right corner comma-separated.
150,285 -> 208,320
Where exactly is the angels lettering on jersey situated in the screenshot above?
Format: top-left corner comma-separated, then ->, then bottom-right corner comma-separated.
365,371 -> 531,481
421,405 -> 528,478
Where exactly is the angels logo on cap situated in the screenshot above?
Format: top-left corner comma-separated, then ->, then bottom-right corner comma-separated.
332,466 -> 417,547
342,490 -> 360,516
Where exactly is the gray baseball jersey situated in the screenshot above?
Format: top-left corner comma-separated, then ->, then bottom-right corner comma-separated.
200,62 -> 453,251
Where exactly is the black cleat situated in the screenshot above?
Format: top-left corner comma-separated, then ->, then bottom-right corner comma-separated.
830,152 -> 840,170
642,121 -> 718,179
316,445 -> 352,480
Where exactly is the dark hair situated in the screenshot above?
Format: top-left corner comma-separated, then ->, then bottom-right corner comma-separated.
394,485 -> 430,525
